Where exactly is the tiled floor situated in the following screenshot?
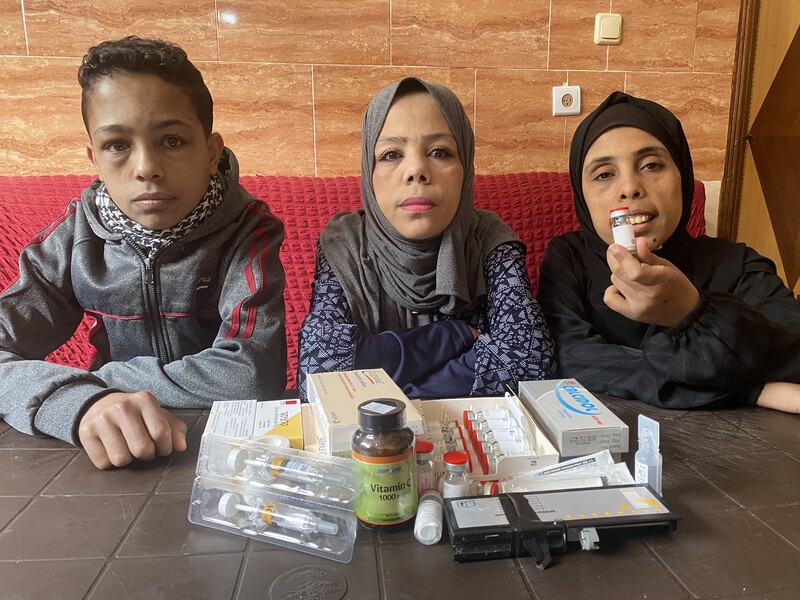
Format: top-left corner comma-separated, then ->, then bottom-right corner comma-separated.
1,397 -> 799,599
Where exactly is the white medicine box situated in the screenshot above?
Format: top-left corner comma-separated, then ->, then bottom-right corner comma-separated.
518,379 -> 629,458
307,368 -> 425,456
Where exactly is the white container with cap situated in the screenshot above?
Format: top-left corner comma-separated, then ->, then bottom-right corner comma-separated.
438,451 -> 471,499
609,206 -> 636,253
414,490 -> 444,545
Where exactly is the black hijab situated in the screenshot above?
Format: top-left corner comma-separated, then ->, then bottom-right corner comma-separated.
569,91 -> 695,267
320,77 -> 518,332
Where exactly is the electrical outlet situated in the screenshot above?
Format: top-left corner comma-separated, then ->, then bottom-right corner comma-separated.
552,85 -> 581,117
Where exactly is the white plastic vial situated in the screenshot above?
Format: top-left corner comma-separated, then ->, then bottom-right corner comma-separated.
438,451 -> 471,499
414,490 -> 444,545
609,207 -> 637,253
634,415 -> 663,495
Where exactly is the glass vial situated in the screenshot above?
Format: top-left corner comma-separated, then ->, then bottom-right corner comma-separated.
352,398 -> 417,531
438,451 -> 471,499
414,490 -> 444,545
609,207 -> 637,253
415,439 -> 436,495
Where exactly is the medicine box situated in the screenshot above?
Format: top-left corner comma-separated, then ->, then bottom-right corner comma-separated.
517,379 -> 629,458
306,368 -> 425,456
203,399 -> 304,449
301,404 -> 327,455
412,394 -> 559,481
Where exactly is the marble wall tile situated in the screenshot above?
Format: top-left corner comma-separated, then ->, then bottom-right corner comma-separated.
609,0 -> 697,72
392,0 -> 549,68
475,70 -> 569,174
626,72 -> 733,181
563,71 -> 627,143
0,0 -> 25,55
200,62 -> 314,177
695,0 -> 739,73
23,0 -> 218,61
217,0 -> 389,64
313,66 -> 475,177
0,57 -> 89,176
1,0 -> 741,178
549,0 -> 611,71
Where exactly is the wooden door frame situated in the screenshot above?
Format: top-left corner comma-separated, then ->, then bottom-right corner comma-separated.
718,0 -> 759,241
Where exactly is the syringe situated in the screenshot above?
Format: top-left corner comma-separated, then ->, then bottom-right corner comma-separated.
228,448 -> 347,486
217,492 -> 339,536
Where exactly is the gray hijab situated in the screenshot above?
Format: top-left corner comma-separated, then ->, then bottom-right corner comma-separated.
319,77 -> 519,332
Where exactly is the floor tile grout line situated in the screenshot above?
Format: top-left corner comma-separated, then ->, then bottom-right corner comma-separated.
85,410 -> 207,596
229,551 -> 250,599
83,466 -> 170,596
746,504 -> 800,553
0,448 -> 80,533
513,556 -> 542,599
638,536 -> 695,599
679,456 -> 749,512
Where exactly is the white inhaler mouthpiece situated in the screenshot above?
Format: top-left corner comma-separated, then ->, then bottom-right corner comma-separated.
634,415 -> 663,495
609,207 -> 637,253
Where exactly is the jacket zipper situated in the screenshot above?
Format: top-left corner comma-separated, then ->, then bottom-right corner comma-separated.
145,255 -> 170,362
128,240 -> 170,363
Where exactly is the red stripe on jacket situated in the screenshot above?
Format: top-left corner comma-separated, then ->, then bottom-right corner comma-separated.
225,204 -> 272,340
31,202 -> 78,244
3,202 -> 79,290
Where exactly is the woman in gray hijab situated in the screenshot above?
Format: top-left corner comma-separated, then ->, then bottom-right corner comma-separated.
296,77 -> 554,400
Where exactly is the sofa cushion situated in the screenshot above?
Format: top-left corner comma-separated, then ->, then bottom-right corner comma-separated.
0,173 -> 705,387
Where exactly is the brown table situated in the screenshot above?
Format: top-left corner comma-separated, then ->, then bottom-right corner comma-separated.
2,396 -> 800,599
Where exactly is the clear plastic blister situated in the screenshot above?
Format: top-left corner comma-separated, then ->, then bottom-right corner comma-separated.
188,475 -> 357,562
189,433 -> 360,563
196,433 -> 358,506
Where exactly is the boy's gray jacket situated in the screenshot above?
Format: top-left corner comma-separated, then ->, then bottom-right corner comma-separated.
0,149 -> 286,444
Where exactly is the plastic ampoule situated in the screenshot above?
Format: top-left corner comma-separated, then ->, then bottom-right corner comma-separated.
634,415 -> 663,495
228,448 -> 346,486
217,492 -> 339,535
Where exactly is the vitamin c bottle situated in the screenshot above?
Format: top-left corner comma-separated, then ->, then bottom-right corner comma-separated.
609,207 -> 637,253
352,399 -> 418,531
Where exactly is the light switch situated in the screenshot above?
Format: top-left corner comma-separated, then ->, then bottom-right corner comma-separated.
594,13 -> 622,45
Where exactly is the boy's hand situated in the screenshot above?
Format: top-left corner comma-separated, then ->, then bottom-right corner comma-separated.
78,391 -> 188,469
756,382 -> 800,414
604,237 -> 701,328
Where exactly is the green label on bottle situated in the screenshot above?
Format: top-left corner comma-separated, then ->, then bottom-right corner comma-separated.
353,449 -> 417,526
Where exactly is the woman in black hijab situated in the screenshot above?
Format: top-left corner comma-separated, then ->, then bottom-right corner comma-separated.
297,77 -> 555,399
538,91 -> 800,412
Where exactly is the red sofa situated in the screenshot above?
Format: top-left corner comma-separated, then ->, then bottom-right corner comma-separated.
0,173 -> 706,385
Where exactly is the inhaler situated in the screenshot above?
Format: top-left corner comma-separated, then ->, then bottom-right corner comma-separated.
634,415 -> 663,495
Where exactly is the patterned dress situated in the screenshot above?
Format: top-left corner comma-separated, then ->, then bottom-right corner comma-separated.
297,241 -> 555,400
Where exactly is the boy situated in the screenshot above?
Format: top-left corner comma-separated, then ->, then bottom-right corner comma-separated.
0,37 -> 287,468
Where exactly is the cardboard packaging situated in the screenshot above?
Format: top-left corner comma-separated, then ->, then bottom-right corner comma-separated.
518,379 -> 629,458
307,369 -> 425,456
411,395 -> 560,480
203,399 -> 304,449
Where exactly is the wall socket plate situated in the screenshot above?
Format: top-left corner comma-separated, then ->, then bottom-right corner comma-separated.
553,85 -> 581,116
